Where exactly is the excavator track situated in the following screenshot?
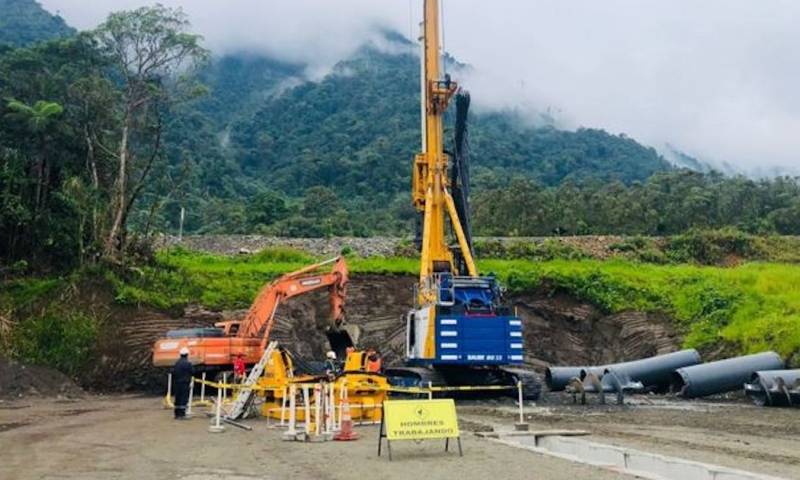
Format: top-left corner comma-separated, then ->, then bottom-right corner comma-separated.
384,366 -> 447,389
500,367 -> 543,401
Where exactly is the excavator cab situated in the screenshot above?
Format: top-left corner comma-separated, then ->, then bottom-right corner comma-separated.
215,321 -> 240,336
326,325 -> 360,360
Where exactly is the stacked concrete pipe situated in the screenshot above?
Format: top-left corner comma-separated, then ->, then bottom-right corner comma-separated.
671,351 -> 784,399
545,349 -> 702,392
744,369 -> 800,407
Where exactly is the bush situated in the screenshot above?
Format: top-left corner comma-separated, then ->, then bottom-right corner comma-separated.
665,228 -> 766,265
13,309 -> 98,376
609,236 -> 668,264
475,239 -> 588,261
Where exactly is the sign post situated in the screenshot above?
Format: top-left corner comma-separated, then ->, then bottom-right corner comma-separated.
378,399 -> 462,460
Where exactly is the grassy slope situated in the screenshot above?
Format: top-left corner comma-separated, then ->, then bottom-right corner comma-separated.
106,248 -> 800,361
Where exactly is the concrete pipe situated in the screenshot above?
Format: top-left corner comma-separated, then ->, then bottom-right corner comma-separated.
600,349 -> 702,393
671,351 -> 784,399
744,369 -> 800,407
545,349 -> 702,392
545,367 -> 595,391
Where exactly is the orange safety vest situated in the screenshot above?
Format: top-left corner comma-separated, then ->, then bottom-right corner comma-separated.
366,357 -> 382,373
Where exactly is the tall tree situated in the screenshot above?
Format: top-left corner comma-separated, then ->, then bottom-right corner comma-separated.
93,4 -> 208,261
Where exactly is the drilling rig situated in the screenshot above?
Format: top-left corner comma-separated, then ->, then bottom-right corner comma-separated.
386,0 -> 541,398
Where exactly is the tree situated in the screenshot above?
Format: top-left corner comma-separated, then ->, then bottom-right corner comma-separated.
248,190 -> 289,229
4,99 -> 63,213
93,4 -> 208,261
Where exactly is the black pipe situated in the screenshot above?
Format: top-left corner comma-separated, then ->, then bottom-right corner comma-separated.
599,349 -> 702,393
744,369 -> 800,407
671,352 -> 784,399
451,91 -> 473,255
545,349 -> 701,392
546,366 -> 589,391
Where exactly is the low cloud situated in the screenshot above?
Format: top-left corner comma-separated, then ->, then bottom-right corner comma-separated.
43,0 -> 800,175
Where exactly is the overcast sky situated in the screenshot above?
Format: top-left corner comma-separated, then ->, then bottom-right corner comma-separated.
41,0 -> 800,175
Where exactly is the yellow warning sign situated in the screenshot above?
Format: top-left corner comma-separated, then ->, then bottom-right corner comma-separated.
383,399 -> 460,440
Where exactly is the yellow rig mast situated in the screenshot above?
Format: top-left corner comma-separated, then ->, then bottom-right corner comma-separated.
412,0 -> 477,305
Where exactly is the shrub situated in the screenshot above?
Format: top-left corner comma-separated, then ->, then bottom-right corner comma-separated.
13,309 -> 98,376
665,228 -> 766,265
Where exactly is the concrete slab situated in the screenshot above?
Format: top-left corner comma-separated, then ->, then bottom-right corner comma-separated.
493,433 -> 789,480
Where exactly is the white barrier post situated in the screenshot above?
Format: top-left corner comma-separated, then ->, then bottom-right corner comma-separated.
314,383 -> 322,435
222,372 -> 228,400
279,386 -> 288,427
167,373 -> 172,397
200,372 -> 207,403
209,384 -> 225,433
314,383 -> 325,436
186,377 -> 195,418
515,380 -> 529,431
338,381 -> 346,429
283,385 -> 298,441
314,383 -> 322,436
303,386 -> 311,435
428,381 -> 433,400
327,382 -> 335,433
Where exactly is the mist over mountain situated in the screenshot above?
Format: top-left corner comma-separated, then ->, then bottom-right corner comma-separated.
157,35 -> 672,235
41,0 -> 800,177
4,0 -> 800,245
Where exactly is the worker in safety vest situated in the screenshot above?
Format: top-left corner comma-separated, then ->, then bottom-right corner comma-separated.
366,349 -> 382,373
172,347 -> 193,419
325,351 -> 340,379
233,353 -> 246,383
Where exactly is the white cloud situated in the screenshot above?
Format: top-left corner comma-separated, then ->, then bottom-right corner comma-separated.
41,0 -> 800,175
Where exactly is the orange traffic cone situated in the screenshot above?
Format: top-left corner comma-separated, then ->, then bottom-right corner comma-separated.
334,398 -> 359,441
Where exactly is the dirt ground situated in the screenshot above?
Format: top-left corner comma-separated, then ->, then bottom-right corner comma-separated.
2,394 -> 798,480
0,394 -> 643,480
461,394 -> 800,479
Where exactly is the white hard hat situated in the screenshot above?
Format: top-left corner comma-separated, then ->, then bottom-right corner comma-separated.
179,347 -> 190,356
326,351 -> 336,359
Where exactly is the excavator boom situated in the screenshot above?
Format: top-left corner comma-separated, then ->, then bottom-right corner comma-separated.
152,256 -> 352,368
238,256 -> 348,340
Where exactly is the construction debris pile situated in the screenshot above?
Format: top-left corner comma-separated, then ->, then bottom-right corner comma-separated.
0,357 -> 84,399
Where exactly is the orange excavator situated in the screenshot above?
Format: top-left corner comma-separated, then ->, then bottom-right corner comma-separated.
152,256 -> 356,370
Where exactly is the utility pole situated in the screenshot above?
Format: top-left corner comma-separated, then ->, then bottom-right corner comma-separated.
178,206 -> 185,241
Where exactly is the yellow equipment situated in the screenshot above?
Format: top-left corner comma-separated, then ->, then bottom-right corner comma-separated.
394,1 -> 540,400
412,0 -> 477,306
257,347 -> 388,423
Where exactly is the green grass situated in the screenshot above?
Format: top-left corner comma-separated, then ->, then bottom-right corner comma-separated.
0,277 -> 65,312
102,248 -> 800,361
6,247 -> 800,365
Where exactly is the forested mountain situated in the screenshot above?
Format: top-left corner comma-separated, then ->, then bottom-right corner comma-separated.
226,44 -> 670,193
157,39 -> 672,236
0,0 -> 74,47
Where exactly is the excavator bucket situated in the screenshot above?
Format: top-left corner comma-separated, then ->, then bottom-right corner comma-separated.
326,325 -> 360,358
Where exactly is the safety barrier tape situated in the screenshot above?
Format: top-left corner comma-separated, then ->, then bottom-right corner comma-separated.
388,384 -> 515,393
186,376 -> 515,395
